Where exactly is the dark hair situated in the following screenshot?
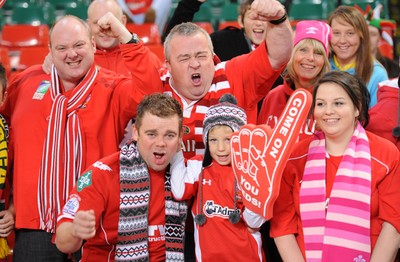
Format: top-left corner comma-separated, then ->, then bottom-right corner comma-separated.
0,63 -> 7,97
135,93 -> 183,132
312,71 -> 370,127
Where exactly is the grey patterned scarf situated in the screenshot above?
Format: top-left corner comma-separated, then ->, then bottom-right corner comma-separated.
116,141 -> 187,261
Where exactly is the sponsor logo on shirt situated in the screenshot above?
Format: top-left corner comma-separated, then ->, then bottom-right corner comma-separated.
202,200 -> 239,219
148,225 -> 165,242
77,170 -> 92,192
93,161 -> 112,171
32,80 -> 50,100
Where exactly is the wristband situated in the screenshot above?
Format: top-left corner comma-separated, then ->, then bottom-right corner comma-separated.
269,13 -> 287,25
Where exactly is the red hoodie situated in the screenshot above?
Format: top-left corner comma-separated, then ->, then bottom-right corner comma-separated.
367,78 -> 400,151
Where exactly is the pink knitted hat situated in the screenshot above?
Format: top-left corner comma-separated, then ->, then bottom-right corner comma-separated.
294,20 -> 332,55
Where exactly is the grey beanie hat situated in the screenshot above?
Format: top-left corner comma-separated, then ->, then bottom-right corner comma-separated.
202,94 -> 247,146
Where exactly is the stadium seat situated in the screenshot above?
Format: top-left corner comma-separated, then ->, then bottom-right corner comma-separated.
2,0 -> 37,11
0,24 -> 49,50
209,0 -> 226,7
64,1 -> 89,20
50,0 -> 87,10
125,23 -> 162,45
193,3 -> 214,22
289,0 -> 337,21
9,2 -> 55,25
220,2 -> 239,22
341,0 -> 389,19
218,21 -> 240,30
195,22 -> 215,34
17,46 -> 49,71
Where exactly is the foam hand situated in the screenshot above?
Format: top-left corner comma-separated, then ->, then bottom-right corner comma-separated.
231,88 -> 311,220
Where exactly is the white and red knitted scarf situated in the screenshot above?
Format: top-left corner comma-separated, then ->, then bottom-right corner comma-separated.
299,122 -> 371,262
38,64 -> 98,233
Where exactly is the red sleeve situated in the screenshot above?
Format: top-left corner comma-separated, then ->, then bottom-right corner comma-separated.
371,135 -> 400,234
120,42 -> 163,96
57,153 -> 119,227
225,43 -> 285,111
270,159 -> 300,237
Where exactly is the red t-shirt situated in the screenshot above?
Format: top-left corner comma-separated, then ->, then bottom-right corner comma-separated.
57,152 -> 167,261
270,132 -> 400,257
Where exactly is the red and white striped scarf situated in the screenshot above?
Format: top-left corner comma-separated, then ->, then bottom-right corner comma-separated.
300,122 -> 371,262
38,64 -> 98,233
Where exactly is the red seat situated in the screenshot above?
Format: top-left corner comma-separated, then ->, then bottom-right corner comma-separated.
0,24 -> 49,50
195,22 -> 214,34
125,23 -> 161,45
17,46 -> 49,71
218,21 -> 240,30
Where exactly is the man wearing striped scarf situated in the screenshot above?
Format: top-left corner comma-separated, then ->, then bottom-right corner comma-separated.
0,13 -> 162,261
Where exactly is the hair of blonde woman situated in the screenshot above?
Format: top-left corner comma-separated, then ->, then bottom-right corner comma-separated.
327,5 -> 373,84
283,38 -> 331,88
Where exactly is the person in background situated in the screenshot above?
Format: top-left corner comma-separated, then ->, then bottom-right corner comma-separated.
0,63 -> 13,261
270,71 -> 400,261
164,0 -> 268,62
170,94 -> 266,261
0,64 -> 7,104
367,18 -> 399,79
88,0 -> 162,73
1,13 -> 161,261
367,76 -> 400,150
86,0 -> 162,146
116,0 -> 172,33
42,0 -> 163,147
43,0 -> 162,75
256,20 -> 331,262
159,1 -> 292,259
327,5 -> 388,108
56,93 -> 187,261
257,20 -> 331,137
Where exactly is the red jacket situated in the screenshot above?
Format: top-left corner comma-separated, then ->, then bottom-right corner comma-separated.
367,79 -> 400,151
95,45 -> 162,76
0,43 -> 162,230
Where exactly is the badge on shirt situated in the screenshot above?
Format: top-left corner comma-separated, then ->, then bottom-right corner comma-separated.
32,80 -> 50,100
77,170 -> 92,192
63,194 -> 80,216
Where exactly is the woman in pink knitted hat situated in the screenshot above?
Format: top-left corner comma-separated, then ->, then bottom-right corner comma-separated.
257,20 -> 331,142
